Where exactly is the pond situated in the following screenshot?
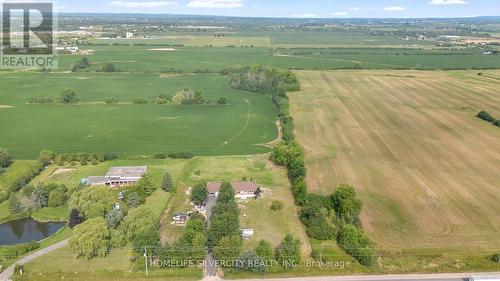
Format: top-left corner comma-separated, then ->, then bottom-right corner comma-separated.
0,218 -> 66,245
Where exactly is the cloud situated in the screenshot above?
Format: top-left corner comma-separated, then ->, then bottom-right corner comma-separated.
330,11 -> 349,16
383,6 -> 406,11
109,1 -> 177,8
187,0 -> 243,8
430,0 -> 468,4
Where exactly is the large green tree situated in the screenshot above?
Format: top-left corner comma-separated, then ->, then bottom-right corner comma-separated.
191,183 -> 208,205
69,186 -> 115,219
330,184 -> 362,223
69,217 -> 111,259
38,150 -> 55,166
122,205 -> 157,240
213,235 -> 242,265
275,234 -> 301,268
161,172 -> 174,192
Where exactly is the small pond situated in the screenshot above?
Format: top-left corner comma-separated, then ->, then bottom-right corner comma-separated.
0,217 -> 66,245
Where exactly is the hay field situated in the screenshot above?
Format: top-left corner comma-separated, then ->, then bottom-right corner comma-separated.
289,70 -> 500,251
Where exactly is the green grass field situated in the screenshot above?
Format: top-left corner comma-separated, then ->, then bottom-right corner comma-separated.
54,45 -> 500,73
0,72 -> 278,159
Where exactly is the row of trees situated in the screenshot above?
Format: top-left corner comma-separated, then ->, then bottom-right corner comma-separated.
28,89 -> 78,104
477,111 -> 500,127
39,150 -> 118,166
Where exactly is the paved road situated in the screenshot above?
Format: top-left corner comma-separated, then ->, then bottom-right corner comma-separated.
0,239 -> 69,281
204,195 -> 218,278
229,272 -> 500,281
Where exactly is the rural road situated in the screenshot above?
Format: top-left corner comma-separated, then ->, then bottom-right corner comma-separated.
228,272 -> 500,281
0,239 -> 69,281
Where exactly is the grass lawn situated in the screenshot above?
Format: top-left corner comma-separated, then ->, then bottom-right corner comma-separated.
31,206 -> 69,222
0,72 -> 278,159
158,155 -> 310,250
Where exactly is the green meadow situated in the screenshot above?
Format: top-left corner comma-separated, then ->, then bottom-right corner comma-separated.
0,72 -> 278,159
56,45 -> 500,73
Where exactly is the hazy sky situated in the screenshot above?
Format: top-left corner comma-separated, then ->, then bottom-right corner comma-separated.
55,0 -> 499,18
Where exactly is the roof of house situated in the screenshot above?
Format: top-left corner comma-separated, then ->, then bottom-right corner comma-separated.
86,176 -> 106,185
105,166 -> 147,179
231,181 -> 258,193
206,181 -> 259,193
207,182 -> 222,193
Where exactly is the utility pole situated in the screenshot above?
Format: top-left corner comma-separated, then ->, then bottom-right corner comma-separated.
144,246 -> 149,276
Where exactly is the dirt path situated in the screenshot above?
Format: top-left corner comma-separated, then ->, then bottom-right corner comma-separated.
0,239 -> 69,281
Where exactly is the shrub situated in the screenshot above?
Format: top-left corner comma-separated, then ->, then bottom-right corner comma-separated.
105,98 -> 118,104
99,63 -> 117,72
168,152 -> 194,159
38,150 -> 55,166
338,224 -> 374,266
8,195 -> 22,214
255,240 -> 273,262
217,97 -> 228,104
133,98 -> 149,104
48,190 -> 67,207
493,253 -> 500,263
153,153 -> 167,159
103,153 -> 118,161
105,209 -> 123,229
494,120 -> 500,127
270,200 -> 284,211
126,192 -> 142,207
31,184 -> 49,209
0,148 -> 10,167
59,89 -> 78,104
68,208 -> 84,228
477,111 -> 496,123
235,251 -> 266,272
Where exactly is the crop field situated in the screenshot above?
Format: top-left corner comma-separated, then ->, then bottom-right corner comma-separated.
56,46 -> 500,73
0,72 -> 278,159
89,34 -> 271,47
289,70 -> 500,251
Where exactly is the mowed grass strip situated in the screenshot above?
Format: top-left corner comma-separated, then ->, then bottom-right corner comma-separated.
289,70 -> 500,251
0,73 -> 278,159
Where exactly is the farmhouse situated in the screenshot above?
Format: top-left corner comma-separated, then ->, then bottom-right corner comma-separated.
207,181 -> 260,200
84,166 -> 147,187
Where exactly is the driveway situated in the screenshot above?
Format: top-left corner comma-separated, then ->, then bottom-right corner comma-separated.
0,239 -> 69,281
204,195 -> 218,277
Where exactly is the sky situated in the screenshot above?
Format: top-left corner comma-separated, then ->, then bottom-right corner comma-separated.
53,0 -> 500,18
